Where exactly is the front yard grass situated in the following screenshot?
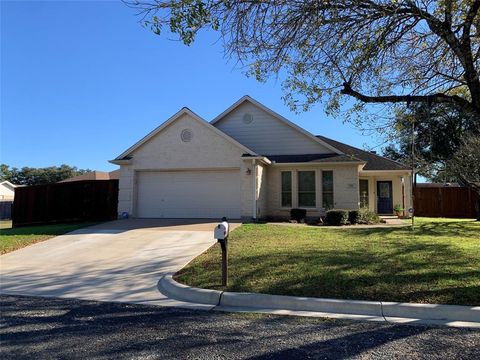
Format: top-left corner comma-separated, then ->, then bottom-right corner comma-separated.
175,218 -> 480,306
0,222 -> 98,254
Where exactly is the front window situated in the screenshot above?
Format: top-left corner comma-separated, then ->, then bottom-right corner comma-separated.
322,171 -> 334,209
281,171 -> 292,207
298,171 -> 316,207
359,179 -> 369,208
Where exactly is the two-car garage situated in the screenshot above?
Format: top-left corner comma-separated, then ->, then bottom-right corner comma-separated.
135,170 -> 241,219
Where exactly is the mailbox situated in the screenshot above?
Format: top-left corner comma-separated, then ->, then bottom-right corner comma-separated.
214,219 -> 230,286
214,221 -> 229,240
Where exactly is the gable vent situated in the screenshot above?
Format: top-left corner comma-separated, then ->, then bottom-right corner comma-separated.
180,129 -> 193,142
242,113 -> 253,124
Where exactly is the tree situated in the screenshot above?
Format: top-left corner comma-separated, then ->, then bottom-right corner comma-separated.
129,0 -> 480,118
382,103 -> 480,181
445,135 -> 480,219
0,164 -> 92,186
446,135 -> 480,182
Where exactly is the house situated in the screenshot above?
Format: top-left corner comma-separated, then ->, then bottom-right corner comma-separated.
0,180 -> 17,201
58,170 -> 120,183
110,96 -> 412,220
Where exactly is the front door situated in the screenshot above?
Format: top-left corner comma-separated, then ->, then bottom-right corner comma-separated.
377,181 -> 393,214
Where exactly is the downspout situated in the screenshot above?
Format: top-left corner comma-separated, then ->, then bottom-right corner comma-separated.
252,159 -> 257,220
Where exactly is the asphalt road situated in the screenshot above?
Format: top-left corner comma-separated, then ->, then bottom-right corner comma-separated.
1,295 -> 479,359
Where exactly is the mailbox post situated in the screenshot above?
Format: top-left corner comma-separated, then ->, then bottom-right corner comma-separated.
214,217 -> 229,286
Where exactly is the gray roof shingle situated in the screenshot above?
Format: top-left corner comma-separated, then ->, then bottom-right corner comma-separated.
316,135 -> 410,171
259,153 -> 364,164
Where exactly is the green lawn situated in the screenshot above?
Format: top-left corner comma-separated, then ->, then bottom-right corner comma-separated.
175,218 -> 480,306
0,222 -> 98,254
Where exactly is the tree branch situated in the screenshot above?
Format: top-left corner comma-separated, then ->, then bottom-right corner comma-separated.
463,0 -> 480,44
341,82 -> 478,114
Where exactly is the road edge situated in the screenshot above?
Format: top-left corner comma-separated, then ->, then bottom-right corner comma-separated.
159,275 -> 480,328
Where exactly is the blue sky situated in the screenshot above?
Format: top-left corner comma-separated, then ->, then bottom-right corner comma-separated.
2,0 -> 386,171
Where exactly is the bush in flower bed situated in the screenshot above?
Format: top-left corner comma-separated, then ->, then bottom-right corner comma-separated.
325,208 -> 381,226
325,209 -> 349,225
348,210 -> 361,224
290,208 -> 307,222
358,208 -> 381,224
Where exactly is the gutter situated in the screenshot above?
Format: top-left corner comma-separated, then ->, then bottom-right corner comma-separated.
360,170 -> 412,174
109,159 -> 132,165
241,155 -> 272,165
271,161 -> 366,166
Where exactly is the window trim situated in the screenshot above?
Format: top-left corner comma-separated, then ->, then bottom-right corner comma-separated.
321,170 -> 334,210
280,171 -> 293,208
297,170 -> 316,208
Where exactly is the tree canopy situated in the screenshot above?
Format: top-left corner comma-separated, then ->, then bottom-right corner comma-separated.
445,134 -> 480,184
382,103 -> 480,181
0,164 -> 92,186
129,0 -> 480,118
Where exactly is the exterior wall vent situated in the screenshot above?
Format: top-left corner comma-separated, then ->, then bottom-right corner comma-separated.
180,129 -> 193,142
243,113 -> 253,124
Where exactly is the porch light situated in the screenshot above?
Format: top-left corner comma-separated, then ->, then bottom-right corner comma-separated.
246,168 -> 252,175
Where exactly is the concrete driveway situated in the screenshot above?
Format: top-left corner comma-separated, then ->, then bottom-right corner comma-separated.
0,219 -> 240,308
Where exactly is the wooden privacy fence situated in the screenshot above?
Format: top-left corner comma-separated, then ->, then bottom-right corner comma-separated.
413,186 -> 479,218
13,180 -> 118,227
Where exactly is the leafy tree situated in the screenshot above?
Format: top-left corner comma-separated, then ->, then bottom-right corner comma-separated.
445,135 -> 480,183
129,0 -> 480,119
445,135 -> 480,219
382,103 -> 480,181
0,164 -> 12,181
0,164 -> 92,186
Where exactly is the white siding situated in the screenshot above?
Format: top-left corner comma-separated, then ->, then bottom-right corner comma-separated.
0,184 -> 15,200
214,101 -> 332,155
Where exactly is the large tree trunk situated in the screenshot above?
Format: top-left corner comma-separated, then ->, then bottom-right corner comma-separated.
458,175 -> 480,221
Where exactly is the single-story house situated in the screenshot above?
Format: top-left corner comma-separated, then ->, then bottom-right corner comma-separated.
58,170 -> 120,183
0,180 -> 17,201
110,96 -> 412,220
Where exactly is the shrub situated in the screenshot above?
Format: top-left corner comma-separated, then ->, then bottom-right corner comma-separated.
358,208 -> 381,224
290,208 -> 307,222
325,209 -> 349,226
348,210 -> 361,224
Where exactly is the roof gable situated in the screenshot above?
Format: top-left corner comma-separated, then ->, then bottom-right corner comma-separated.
112,107 -> 256,162
0,181 -> 17,190
211,96 -> 342,155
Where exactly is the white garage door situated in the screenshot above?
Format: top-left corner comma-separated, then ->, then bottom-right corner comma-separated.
136,170 -> 241,219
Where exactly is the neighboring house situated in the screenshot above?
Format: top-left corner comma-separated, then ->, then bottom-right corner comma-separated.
110,96 -> 412,220
0,180 -> 17,201
58,170 -> 120,183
